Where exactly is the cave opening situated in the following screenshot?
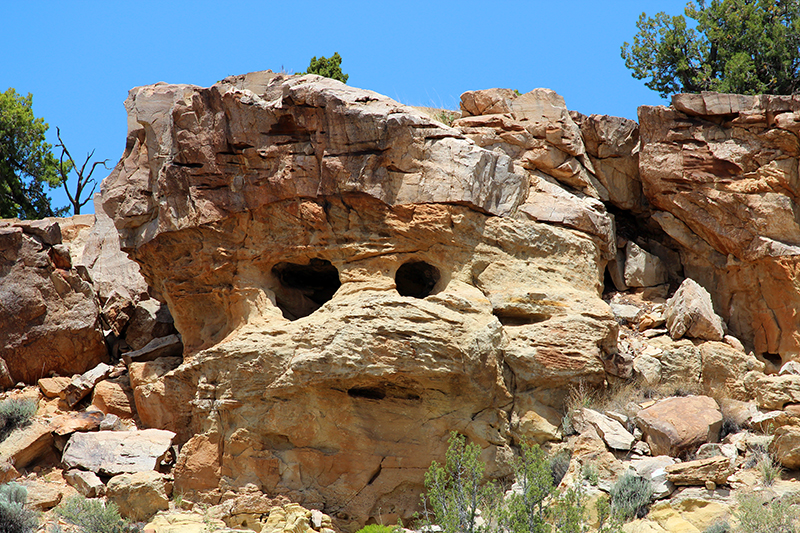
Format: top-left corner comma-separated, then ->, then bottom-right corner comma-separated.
271,259 -> 341,320
395,261 -> 441,298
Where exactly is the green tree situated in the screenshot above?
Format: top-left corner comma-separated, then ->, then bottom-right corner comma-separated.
418,432 -> 498,533
621,0 -> 800,98
301,52 -> 349,83
0,88 -> 63,219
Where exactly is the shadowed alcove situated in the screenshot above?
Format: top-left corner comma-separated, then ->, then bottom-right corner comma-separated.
395,261 -> 440,298
271,259 -> 341,320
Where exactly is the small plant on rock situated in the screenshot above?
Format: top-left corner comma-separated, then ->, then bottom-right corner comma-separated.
431,110 -> 458,127
609,471 -> 652,521
0,482 -> 36,533
55,496 -> 140,533
0,398 -> 36,442
755,451 -> 783,486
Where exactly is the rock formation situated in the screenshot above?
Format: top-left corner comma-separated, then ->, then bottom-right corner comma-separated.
5,72 -> 800,531
639,93 -> 800,365
100,73 -> 620,524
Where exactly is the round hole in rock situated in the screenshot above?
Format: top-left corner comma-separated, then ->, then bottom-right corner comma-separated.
271,259 -> 341,320
395,261 -> 441,299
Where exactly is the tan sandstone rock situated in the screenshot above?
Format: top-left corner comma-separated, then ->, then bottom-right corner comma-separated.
768,425 -> 800,469
99,73 -> 618,524
664,279 -> 725,341
107,470 -> 171,521
636,396 -> 723,457
665,456 -> 735,486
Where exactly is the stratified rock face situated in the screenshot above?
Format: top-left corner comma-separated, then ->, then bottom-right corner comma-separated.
639,93 -> 800,361
0,219 -> 107,384
101,73 -> 618,525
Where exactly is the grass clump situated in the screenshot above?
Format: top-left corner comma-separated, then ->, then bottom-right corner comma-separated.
735,493 -> 798,533
755,452 -> 783,486
0,482 -> 36,533
55,496 -> 140,533
609,471 -> 652,521
0,398 -> 36,442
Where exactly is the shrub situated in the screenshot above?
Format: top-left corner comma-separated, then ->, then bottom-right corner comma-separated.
355,525 -> 400,533
418,432 -> 497,533
703,521 -> 730,533
0,482 -> 37,533
300,52 -> 348,83
735,493 -> 798,533
55,496 -> 140,533
503,443 -> 554,533
609,471 -> 652,521
0,399 -> 36,442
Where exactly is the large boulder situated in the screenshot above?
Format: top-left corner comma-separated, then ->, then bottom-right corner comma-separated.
0,219 -> 107,384
99,73 -> 619,525
636,396 -> 723,457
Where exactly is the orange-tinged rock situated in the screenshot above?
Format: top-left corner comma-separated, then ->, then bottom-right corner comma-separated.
636,396 -> 723,457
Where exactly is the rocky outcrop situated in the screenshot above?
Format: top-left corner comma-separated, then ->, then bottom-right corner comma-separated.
99,73 -> 620,524
0,219 -> 107,383
639,93 -> 800,363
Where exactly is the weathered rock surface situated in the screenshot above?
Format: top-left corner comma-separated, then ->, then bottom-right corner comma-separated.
664,279 -> 725,341
768,425 -> 800,469
61,429 -> 175,475
0,220 -> 107,383
107,470 -> 171,521
640,94 -> 800,361
665,455 -> 735,486
636,396 -> 723,457
0,420 -> 56,470
573,408 -> 635,451
100,73 -> 620,524
64,468 -> 106,497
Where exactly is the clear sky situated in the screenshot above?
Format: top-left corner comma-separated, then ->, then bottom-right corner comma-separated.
1,0 -> 690,215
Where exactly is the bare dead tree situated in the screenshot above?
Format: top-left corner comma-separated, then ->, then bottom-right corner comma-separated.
55,127 -> 109,215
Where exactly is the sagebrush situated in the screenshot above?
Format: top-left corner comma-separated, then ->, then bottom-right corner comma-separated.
0,399 -> 36,442
54,496 -> 139,533
0,482 -> 36,533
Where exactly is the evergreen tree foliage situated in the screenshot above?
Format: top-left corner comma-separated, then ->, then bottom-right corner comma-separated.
301,52 -> 349,83
621,0 -> 800,97
0,89 -> 63,219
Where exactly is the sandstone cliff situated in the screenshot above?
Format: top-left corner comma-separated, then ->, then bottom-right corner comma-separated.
4,71 -> 800,531
99,73 -> 621,524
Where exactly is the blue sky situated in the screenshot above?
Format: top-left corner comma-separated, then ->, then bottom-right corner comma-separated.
2,0 -> 690,215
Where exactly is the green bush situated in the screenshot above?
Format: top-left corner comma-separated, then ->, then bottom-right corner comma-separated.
0,482 -> 37,533
0,399 -> 36,441
300,52 -> 348,83
735,493 -> 798,533
55,496 -> 139,533
355,525 -> 400,533
418,432 -> 497,533
419,435 -> 591,533
755,452 -> 783,486
609,471 -> 652,521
